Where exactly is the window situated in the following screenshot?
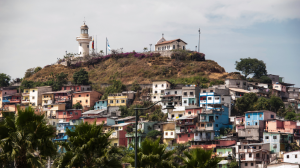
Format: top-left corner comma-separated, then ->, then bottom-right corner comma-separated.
271,115 -> 274,118
184,100 -> 187,103
248,115 -> 250,118
188,111 -> 191,114
245,163 -> 248,166
77,87 -> 79,90
63,112 -> 66,115
154,96 -> 156,99
86,100 -> 88,103
216,124 -> 218,127
208,97 -> 212,100
210,90 -> 213,92
215,97 -> 220,100
155,84 -> 157,87
203,90 -> 206,93
171,132 -> 173,135
190,92 -> 194,96
75,112 -> 78,115
87,45 -> 89,48
251,163 -> 253,166
32,90 -> 35,92
265,136 -> 269,139
273,136 -> 277,139
286,155 -> 289,158
116,100 -> 119,103
32,96 -> 35,99
44,96 -> 46,98
188,134 -> 190,137
114,143 -> 117,147
110,100 -> 113,103
162,84 -> 164,87
79,95 -> 81,97
295,155 -> 297,158
86,94 -> 89,97
259,146 -> 261,149
239,146 -> 241,149
216,116 -> 219,119
171,114 -> 174,118
80,100 -> 82,103
247,122 -> 250,125
249,153 -> 252,157
173,45 -> 175,49
259,114 -> 262,117
273,144 -> 277,148
165,132 -> 168,135
179,134 -> 181,138
255,122 -> 258,125
121,100 -> 125,103
222,98 -> 224,101
161,90 -> 164,94
179,114 -> 183,117
155,91 -> 157,93
53,122 -> 55,126
175,91 -> 177,94
184,92 -> 187,96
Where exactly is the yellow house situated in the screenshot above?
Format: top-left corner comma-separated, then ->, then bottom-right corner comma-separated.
42,93 -> 54,106
162,122 -> 176,145
107,93 -> 128,107
22,86 -> 52,107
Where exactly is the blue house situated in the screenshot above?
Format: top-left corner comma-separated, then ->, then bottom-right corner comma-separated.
2,95 -> 12,103
195,105 -> 231,141
199,92 -> 221,109
53,122 -> 76,153
94,100 -> 108,110
245,111 -> 276,127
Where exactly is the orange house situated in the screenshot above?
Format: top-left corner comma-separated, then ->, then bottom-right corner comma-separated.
72,91 -> 102,111
266,119 -> 300,134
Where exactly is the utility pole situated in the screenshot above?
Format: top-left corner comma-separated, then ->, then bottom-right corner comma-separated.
106,37 -> 107,56
149,44 -> 152,52
198,28 -> 201,53
195,46 -> 197,51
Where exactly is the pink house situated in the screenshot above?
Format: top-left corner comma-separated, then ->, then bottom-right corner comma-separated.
176,115 -> 197,144
82,109 -> 116,125
56,109 -> 82,122
266,120 -> 300,134
61,85 -> 91,92
190,140 -> 236,149
184,107 -> 202,116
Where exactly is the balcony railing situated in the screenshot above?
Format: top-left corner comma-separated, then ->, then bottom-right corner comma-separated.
10,99 -> 21,103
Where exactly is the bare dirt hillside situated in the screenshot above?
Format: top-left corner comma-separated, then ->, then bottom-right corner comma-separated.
25,56 -> 244,85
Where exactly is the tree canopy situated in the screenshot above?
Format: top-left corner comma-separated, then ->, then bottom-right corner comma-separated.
72,102 -> 83,109
54,122 -> 122,168
235,57 -> 267,78
73,68 -> 89,85
235,93 -> 258,113
0,73 -> 11,87
34,67 -> 42,73
180,148 -> 221,168
102,79 -> 127,100
0,106 -> 56,168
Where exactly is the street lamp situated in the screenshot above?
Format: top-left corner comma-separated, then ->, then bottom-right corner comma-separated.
133,98 -> 174,168
198,28 -> 201,53
195,46 -> 197,51
149,44 -> 152,52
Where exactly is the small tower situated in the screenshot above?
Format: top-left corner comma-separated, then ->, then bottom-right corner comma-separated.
76,22 -> 92,56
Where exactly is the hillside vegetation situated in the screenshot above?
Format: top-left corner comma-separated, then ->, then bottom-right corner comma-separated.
25,54 -> 244,87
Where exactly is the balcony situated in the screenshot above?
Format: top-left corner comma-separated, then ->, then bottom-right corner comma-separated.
10,99 -> 21,103
22,99 -> 30,103
22,93 -> 29,96
200,100 -> 206,103
109,131 -> 119,139
176,121 -> 195,126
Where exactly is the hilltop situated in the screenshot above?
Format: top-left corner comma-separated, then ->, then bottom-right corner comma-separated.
25,54 -> 244,88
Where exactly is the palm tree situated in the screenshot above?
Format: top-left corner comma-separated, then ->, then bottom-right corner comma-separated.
180,148 -> 221,168
126,138 -> 175,168
0,107 -> 56,168
143,47 -> 148,52
54,121 -> 122,168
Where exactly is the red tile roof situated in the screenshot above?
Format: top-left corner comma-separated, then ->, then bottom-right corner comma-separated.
155,39 -> 187,46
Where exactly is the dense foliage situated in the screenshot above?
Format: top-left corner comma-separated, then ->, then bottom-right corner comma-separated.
73,68 -> 89,85
180,148 -> 221,168
0,107 -> 56,168
0,73 -> 11,87
34,67 -> 42,73
54,122 -> 122,168
235,57 -> 267,78
131,80 -> 142,92
125,138 -> 175,168
146,130 -> 162,139
102,79 -> 127,100
171,50 -> 205,61
21,72 -> 68,91
72,102 -> 83,109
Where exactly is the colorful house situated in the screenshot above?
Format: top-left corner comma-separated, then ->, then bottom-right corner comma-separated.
94,100 -> 107,110
56,109 -> 82,122
109,123 -> 132,147
0,88 -> 18,109
61,84 -> 91,92
263,132 -> 294,155
182,86 -> 200,107
22,86 -> 52,107
125,121 -> 157,147
175,115 -> 197,144
151,80 -> 171,103
72,91 -> 102,111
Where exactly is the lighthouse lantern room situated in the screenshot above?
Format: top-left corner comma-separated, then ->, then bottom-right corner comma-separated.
76,22 -> 92,57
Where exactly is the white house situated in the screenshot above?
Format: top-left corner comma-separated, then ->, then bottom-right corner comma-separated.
283,150 -> 300,165
155,35 -> 187,51
151,80 -> 171,103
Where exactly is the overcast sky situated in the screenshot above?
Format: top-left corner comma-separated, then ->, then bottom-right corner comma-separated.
0,0 -> 299,86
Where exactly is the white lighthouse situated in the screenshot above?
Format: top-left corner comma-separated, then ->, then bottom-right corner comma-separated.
76,22 -> 92,56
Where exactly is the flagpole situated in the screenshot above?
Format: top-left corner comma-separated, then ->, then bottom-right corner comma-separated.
106,37 -> 107,56
96,35 -> 97,53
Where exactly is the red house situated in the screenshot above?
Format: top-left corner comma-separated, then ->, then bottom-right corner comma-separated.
109,123 -> 132,147
176,115 -> 197,144
56,109 -> 82,122
61,85 -> 91,92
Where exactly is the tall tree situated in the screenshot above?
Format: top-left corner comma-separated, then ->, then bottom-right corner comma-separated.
34,67 -> 42,73
235,58 -> 267,78
269,95 -> 284,112
235,93 -> 258,113
180,148 -> 221,168
24,68 -> 35,78
102,79 -> 127,100
54,122 -> 122,168
254,97 -> 270,110
0,73 -> 11,87
73,68 -> 89,85
0,106 -> 56,168
126,138 -> 175,168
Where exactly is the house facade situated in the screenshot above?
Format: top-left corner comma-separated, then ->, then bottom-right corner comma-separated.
155,38 -> 187,51
72,91 -> 102,111
151,80 -> 171,103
